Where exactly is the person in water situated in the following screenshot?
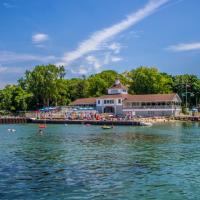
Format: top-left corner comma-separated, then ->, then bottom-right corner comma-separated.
38,129 -> 43,134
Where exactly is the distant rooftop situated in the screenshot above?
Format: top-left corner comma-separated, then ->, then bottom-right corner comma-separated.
70,97 -> 96,105
108,79 -> 127,90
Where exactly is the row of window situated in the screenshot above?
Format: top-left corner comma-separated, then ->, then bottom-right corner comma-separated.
97,99 -> 122,104
125,102 -> 181,107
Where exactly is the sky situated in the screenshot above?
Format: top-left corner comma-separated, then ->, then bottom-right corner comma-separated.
0,0 -> 200,88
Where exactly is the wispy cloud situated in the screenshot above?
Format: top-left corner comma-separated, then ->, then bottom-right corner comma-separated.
3,2 -> 16,8
0,66 -> 24,74
0,51 -> 56,64
106,42 -> 122,54
86,55 -> 101,70
58,0 -> 169,66
167,42 -> 200,52
32,33 -> 49,43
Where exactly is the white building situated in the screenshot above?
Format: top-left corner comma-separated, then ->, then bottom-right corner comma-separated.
71,79 -> 182,117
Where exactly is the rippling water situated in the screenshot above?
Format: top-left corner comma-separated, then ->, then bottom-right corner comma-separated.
0,122 -> 200,199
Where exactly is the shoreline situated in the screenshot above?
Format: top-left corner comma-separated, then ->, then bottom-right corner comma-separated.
0,116 -> 199,125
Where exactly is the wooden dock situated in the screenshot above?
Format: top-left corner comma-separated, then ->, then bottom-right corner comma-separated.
0,117 -> 29,124
29,119 -> 142,126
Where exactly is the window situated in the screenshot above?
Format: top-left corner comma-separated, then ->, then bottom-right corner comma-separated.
118,99 -> 121,104
104,99 -> 114,104
110,89 -> 118,94
98,100 -> 100,104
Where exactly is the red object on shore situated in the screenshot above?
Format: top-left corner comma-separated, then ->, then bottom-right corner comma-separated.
38,124 -> 47,129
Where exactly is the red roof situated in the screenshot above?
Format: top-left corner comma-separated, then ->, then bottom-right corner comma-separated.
125,93 -> 179,102
97,93 -> 180,102
70,93 -> 181,105
70,98 -> 96,105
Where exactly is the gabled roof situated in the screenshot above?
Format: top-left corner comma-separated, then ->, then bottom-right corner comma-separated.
124,93 -> 181,102
108,81 -> 127,90
70,93 -> 181,105
70,98 -> 96,105
97,93 -> 181,102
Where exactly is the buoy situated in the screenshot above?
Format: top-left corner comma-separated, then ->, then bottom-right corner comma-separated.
39,124 -> 46,129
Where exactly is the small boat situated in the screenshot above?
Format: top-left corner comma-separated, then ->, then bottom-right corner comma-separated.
140,122 -> 153,126
101,125 -> 113,129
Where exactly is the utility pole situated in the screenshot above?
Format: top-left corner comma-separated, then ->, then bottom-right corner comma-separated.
185,83 -> 188,109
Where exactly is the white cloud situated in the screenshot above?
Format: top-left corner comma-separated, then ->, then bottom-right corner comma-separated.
167,42 -> 200,52
86,55 -> 101,70
0,51 -> 56,64
106,42 -> 122,54
32,33 -> 49,43
77,66 -> 89,75
58,0 -> 169,66
0,66 -> 24,74
111,56 -> 123,62
103,52 -> 123,65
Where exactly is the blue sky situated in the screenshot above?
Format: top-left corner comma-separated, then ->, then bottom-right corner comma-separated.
0,0 -> 200,87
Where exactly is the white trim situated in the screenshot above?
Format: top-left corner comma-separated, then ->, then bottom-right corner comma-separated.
123,108 -> 181,112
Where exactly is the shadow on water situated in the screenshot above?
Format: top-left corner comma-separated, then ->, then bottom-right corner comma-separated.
84,131 -> 170,146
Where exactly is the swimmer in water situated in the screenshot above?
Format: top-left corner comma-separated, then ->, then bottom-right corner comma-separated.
38,129 -> 43,134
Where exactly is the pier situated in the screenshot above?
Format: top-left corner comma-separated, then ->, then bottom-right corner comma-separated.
0,117 -> 29,124
29,119 -> 142,126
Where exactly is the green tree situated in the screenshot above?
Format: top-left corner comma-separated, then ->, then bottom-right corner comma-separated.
173,74 -> 200,108
87,70 -> 128,96
67,78 -> 89,100
0,85 -> 32,112
129,66 -> 173,94
19,64 -> 65,108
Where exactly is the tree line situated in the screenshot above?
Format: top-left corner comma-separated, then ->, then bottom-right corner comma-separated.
0,64 -> 200,112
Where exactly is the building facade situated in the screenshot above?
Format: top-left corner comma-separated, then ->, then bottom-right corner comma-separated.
70,80 -> 182,117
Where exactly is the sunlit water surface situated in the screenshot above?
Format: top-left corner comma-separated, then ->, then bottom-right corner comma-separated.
0,122 -> 200,199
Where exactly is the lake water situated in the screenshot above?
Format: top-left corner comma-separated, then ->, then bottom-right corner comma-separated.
0,122 -> 200,199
